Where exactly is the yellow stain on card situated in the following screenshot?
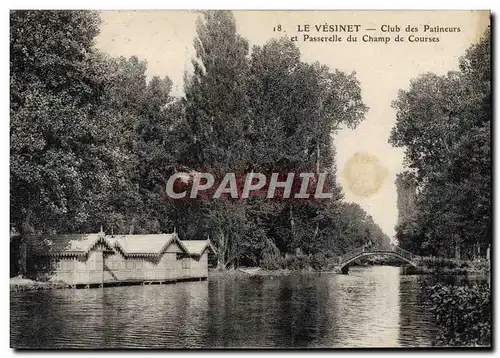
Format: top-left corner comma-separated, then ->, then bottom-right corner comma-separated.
343,152 -> 388,197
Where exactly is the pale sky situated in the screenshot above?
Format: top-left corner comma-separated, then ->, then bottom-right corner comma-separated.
96,10 -> 489,239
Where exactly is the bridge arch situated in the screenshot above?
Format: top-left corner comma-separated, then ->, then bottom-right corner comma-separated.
334,246 -> 418,274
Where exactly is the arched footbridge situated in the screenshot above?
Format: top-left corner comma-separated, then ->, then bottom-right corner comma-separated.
333,245 -> 418,274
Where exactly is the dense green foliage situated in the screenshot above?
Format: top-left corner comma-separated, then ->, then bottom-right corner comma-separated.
390,29 -> 491,260
10,10 -> 391,271
428,283 -> 490,346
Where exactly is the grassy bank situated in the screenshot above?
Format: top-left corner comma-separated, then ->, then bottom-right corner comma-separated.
407,257 -> 490,275
209,267 -> 295,279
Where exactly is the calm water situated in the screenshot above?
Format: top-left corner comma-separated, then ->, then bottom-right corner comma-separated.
10,266 -> 484,348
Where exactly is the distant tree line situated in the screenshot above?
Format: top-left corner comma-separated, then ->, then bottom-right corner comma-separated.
391,29 -> 491,260
10,10 -> 391,271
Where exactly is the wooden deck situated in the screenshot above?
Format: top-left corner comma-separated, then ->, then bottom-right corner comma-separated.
68,276 -> 208,289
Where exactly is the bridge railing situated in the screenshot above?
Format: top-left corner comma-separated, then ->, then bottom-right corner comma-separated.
391,245 -> 414,262
334,245 -> 416,266
337,246 -> 367,264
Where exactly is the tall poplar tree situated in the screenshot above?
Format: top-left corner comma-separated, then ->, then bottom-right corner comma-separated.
390,29 -> 491,259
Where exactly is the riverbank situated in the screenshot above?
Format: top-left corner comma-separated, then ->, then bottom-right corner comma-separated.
209,267 -> 297,278
408,257 -> 490,275
210,258 -> 490,278
10,276 -> 69,291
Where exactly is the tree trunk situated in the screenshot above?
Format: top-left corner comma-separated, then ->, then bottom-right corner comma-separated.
216,230 -> 228,270
313,142 -> 320,242
316,142 -> 320,174
19,218 -> 33,277
313,221 -> 319,240
454,237 -> 461,260
19,240 -> 28,277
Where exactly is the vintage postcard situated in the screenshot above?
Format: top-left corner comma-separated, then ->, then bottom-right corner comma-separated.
10,10 -> 491,349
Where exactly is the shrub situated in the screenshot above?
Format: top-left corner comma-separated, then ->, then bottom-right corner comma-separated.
310,252 -> 329,271
284,254 -> 310,271
417,256 -> 461,270
260,239 -> 284,270
468,259 -> 491,273
260,254 -> 284,271
428,282 -> 491,346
